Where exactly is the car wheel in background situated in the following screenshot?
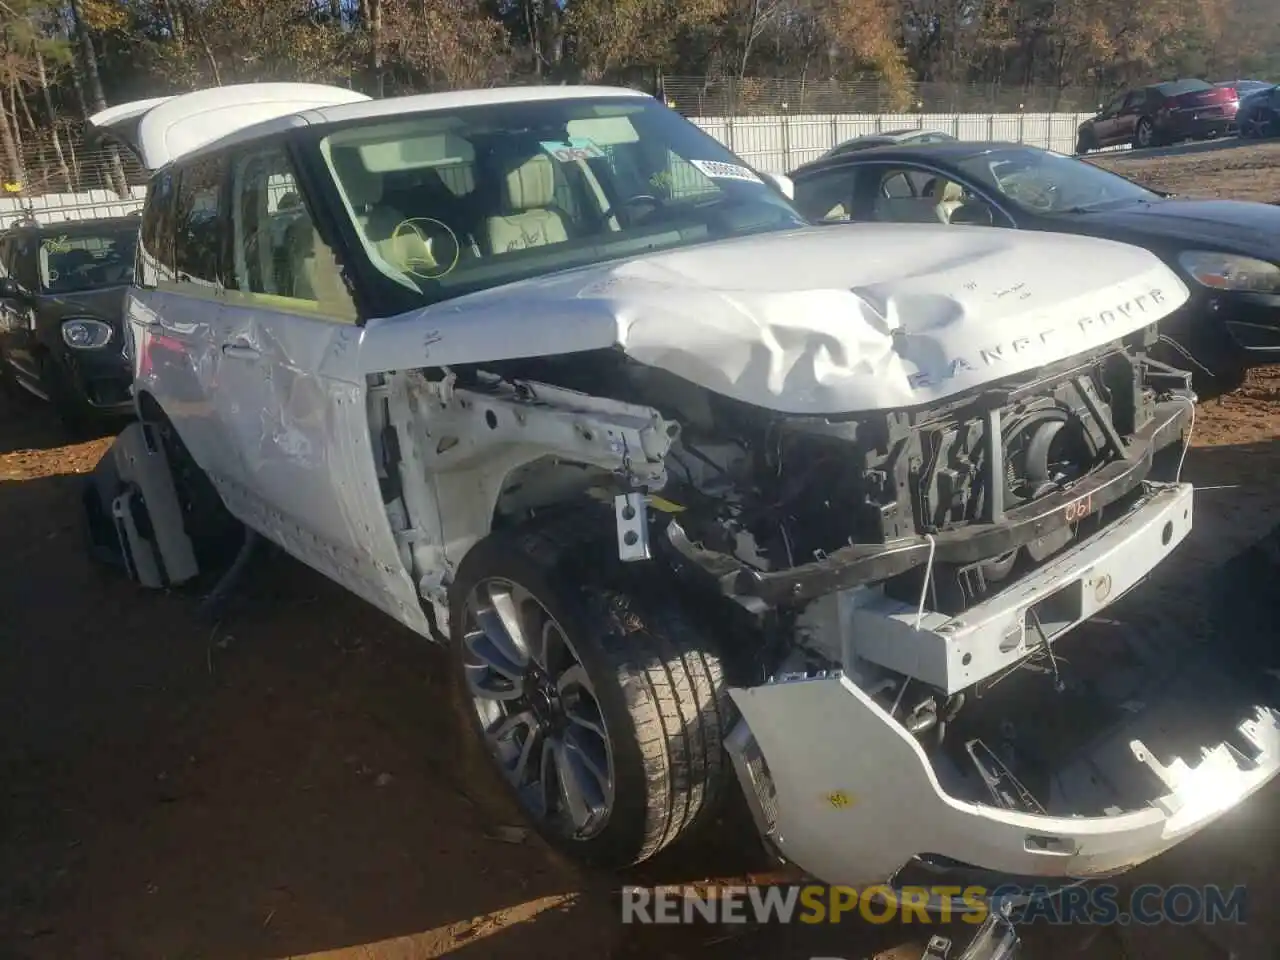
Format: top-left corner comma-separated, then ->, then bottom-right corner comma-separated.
1134,118 -> 1155,150
1075,131 -> 1096,155
40,353 -> 92,438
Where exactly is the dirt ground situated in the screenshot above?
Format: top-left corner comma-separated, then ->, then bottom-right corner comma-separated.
1092,140 -> 1280,203
5,148 -> 1280,960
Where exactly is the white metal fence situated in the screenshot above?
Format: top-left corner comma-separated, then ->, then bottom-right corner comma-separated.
3,111 -> 1117,224
690,112 -> 1110,173
0,187 -> 146,229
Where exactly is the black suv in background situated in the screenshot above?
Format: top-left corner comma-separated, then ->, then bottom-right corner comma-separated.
0,215 -> 140,431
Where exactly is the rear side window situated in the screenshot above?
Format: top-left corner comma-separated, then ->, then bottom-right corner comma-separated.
138,170 -> 178,286
172,154 -> 227,287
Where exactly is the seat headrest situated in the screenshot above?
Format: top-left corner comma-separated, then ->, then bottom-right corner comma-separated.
333,148 -> 383,210
502,154 -> 557,212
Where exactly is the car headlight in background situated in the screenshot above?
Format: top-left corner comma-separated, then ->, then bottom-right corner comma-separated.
61,317 -> 114,349
1177,251 -> 1280,293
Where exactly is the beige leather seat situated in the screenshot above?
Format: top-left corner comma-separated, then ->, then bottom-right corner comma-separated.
929,180 -> 967,224
486,154 -> 569,254
285,214 -> 356,319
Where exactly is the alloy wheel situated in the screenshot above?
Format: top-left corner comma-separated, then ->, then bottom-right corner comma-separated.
462,577 -> 616,840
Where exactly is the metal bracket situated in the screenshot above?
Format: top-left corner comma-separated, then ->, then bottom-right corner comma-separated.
614,491 -> 650,562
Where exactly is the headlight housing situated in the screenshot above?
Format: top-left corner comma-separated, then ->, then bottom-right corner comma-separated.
1177,251 -> 1280,294
61,317 -> 114,349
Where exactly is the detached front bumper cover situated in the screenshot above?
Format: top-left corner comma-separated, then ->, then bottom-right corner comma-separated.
725,481 -> 1280,890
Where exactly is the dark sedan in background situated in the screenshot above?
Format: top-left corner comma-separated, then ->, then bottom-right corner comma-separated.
1236,83 -> 1280,138
790,140 -> 1280,393
0,216 -> 139,432
1076,79 -> 1239,153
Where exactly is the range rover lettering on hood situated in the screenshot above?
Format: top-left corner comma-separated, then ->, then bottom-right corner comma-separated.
906,287 -> 1172,390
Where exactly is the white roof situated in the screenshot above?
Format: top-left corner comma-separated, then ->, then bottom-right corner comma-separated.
96,85 -> 653,171
88,83 -> 372,170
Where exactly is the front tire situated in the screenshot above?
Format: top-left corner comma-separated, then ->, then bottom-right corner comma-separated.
449,518 -> 732,869
40,353 -> 92,439
1075,132 -> 1095,155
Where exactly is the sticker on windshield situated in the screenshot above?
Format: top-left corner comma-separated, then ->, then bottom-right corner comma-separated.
539,138 -> 607,162
688,159 -> 763,184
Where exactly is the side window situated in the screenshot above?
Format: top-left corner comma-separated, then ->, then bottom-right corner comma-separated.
172,155 -> 225,287
881,172 -> 914,198
138,170 -> 178,285
867,166 -> 967,225
793,168 -> 856,222
0,237 -> 12,277
229,146 -> 356,322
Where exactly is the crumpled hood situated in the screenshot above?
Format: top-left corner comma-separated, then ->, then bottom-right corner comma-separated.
358,223 -> 1189,415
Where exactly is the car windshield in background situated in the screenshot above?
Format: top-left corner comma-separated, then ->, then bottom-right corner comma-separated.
957,147 -> 1158,214
38,226 -> 138,294
317,97 -> 805,307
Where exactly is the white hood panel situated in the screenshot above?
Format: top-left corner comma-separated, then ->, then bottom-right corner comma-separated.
358,224 -> 1190,415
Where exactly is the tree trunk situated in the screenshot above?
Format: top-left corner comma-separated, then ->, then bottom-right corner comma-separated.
37,52 -> 74,192
0,96 -> 25,189
7,83 -> 24,164
160,0 -> 183,39
69,0 -> 129,197
369,0 -> 384,96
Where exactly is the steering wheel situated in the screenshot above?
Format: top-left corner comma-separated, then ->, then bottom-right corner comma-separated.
389,217 -> 461,281
614,194 -> 663,223
1010,178 -> 1059,213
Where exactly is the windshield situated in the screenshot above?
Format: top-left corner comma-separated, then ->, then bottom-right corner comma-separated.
957,148 -> 1158,214
318,96 -> 804,308
38,225 -> 138,293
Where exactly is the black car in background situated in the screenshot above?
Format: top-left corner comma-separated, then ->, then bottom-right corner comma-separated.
790,141 -> 1280,393
0,216 -> 140,431
1075,79 -> 1239,153
1217,79 -> 1274,98
1235,84 -> 1280,138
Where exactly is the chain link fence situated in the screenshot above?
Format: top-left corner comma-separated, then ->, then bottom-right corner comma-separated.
662,76 -> 1107,117
1,130 -> 148,227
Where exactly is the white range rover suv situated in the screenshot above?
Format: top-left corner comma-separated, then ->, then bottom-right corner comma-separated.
85,82 -> 1280,909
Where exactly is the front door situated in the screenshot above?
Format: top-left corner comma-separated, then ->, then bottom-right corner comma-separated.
1093,93 -> 1128,146
216,142 -> 426,631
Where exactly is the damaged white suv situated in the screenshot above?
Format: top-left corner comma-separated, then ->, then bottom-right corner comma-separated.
87,83 -> 1280,901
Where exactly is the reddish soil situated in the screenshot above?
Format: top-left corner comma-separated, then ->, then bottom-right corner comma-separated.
4,150 -> 1280,960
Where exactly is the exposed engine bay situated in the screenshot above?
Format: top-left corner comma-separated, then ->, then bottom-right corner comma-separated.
476,320 -> 1192,613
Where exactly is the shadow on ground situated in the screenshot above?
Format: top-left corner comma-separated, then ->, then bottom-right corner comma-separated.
2,388 -> 1280,960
